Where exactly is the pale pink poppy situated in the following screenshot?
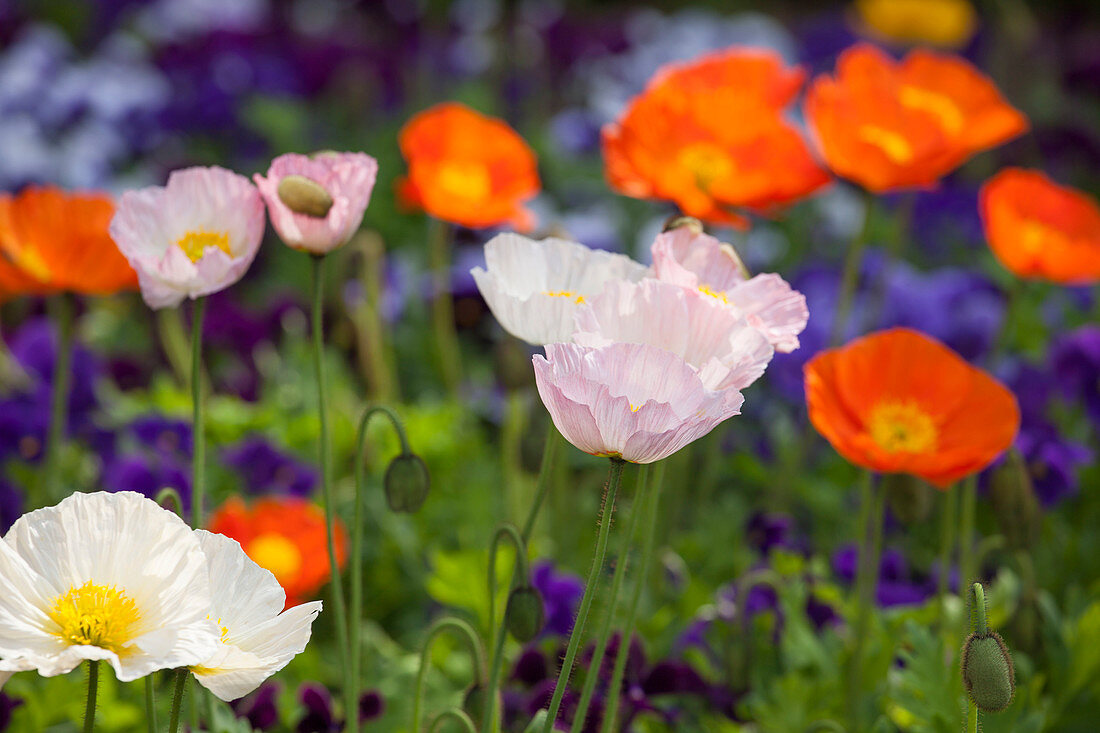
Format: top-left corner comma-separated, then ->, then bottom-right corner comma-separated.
573,279 -> 773,391
651,227 -> 808,353
532,342 -> 744,464
110,167 -> 265,309
254,152 -> 378,254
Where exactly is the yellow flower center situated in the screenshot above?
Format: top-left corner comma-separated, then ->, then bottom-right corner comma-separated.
436,161 -> 492,201
176,230 -> 231,263
869,401 -> 938,454
542,290 -> 585,304
49,581 -> 142,653
248,532 -> 302,582
1020,220 -> 1048,255
858,125 -> 914,164
697,284 -> 730,304
899,86 -> 964,136
857,0 -> 977,48
677,143 -> 734,190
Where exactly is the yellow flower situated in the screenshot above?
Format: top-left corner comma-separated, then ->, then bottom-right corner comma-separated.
855,0 -> 977,48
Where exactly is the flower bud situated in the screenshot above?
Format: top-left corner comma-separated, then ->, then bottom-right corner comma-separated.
662,215 -> 704,234
988,450 -> 1040,550
961,630 -> 1015,712
277,174 -> 334,218
384,453 -> 430,513
504,585 -> 545,642
885,473 -> 933,524
463,683 -> 491,723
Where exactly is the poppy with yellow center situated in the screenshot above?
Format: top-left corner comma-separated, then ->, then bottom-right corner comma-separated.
804,328 -> 1019,487
49,581 -> 142,653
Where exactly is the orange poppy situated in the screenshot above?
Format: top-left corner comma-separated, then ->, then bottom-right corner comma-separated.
979,167 -> 1100,284
602,48 -> 830,228
397,102 -> 540,231
804,43 -> 1027,192
804,328 -> 1019,487
207,496 -> 348,607
0,186 -> 138,296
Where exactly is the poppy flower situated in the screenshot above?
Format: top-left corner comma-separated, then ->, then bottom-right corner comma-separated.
471,233 -> 649,346
573,279 -> 774,391
804,44 -> 1027,192
650,224 -> 808,352
855,0 -> 978,49
397,102 -> 540,231
804,328 -> 1019,487
254,151 -> 378,254
979,167 -> 1100,284
0,492 -> 220,683
533,342 -> 744,464
206,497 -> 347,607
602,48 -> 830,228
0,186 -> 137,297
110,166 -> 266,309
190,531 -> 322,701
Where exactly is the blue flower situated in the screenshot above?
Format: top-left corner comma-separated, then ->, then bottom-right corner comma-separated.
531,560 -> 585,637
222,436 -> 318,498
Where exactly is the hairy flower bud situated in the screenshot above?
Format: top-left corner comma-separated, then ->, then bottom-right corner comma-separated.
277,175 -> 334,218
504,586 -> 545,642
961,630 -> 1015,712
384,453 -> 430,513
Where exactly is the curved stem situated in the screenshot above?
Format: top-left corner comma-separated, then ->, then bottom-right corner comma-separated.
542,458 -> 624,732
145,675 -> 157,733
482,523 -> 528,733
521,424 -> 561,543
189,296 -> 206,528
351,404 -> 411,710
155,488 -> 184,518
83,660 -> 99,733
44,292 -> 74,501
412,617 -> 486,733
572,464 -> 648,732
958,476 -> 978,637
428,218 -> 462,397
430,709 -> 478,733
168,669 -> 187,733
601,462 -> 664,733
829,193 -> 874,347
310,254 -> 353,729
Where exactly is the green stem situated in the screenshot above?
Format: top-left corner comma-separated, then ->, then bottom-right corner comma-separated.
967,701 -> 979,733
847,471 -> 882,727
357,231 -> 400,402
145,675 -> 157,733
310,254 -> 353,729
970,582 -> 987,636
502,390 -> 526,523
154,488 -> 184,517
44,292 -> 74,500
542,459 -> 624,732
572,464 -> 649,732
431,709 -> 478,733
938,486 -> 958,628
168,669 -> 187,733
829,193 -> 874,347
428,218 -> 462,396
958,476 -> 978,627
412,618 -> 486,733
483,523 -> 528,733
156,307 -> 191,387
189,297 -> 206,528
351,404 -> 410,717
83,660 -> 99,733
600,462 -> 665,733
520,423 -> 561,543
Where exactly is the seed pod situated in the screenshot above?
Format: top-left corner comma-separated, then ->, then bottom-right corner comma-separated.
277,175 -> 334,218
885,473 -> 933,524
505,585 -> 545,642
384,453 -> 430,513
961,630 -> 1015,712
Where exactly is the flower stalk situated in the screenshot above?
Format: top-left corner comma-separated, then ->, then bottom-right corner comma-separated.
428,218 -> 463,396
83,660 -> 99,733
483,523 -> 530,732
542,458 -> 624,732
412,618 -> 486,732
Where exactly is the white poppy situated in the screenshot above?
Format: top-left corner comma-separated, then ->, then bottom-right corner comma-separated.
0,492 -> 220,684
190,531 -> 322,701
471,233 -> 649,345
